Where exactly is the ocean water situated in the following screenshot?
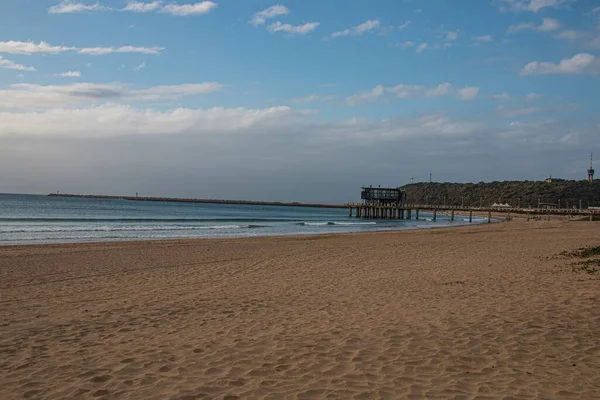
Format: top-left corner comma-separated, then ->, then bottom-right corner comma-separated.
0,194 -> 490,245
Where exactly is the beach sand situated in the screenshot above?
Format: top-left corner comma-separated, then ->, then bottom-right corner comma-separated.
1,220 -> 599,399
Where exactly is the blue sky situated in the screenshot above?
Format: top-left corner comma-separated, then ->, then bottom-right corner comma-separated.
0,0 -> 599,202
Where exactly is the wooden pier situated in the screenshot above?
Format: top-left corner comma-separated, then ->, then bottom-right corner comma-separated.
347,203 -> 600,223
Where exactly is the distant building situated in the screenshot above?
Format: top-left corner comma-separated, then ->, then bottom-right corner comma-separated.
361,186 -> 406,206
539,202 -> 558,209
545,176 -> 552,183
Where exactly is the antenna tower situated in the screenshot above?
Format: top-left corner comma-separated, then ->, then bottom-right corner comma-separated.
588,153 -> 595,183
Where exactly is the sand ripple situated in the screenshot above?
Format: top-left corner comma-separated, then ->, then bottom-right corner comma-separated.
1,220 -> 600,399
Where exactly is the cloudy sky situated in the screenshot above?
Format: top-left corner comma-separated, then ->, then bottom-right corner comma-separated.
0,0 -> 598,203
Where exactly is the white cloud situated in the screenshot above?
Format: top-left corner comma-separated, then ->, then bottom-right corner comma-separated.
77,47 -> 114,55
398,21 -> 411,30
0,107 -> 592,202
330,20 -> 381,38
0,102 -> 484,141
508,22 -> 534,33
129,83 -> 224,100
0,106 -> 496,164
508,18 -> 560,33
0,57 -> 36,72
507,17 -> 600,51
399,41 -> 414,49
496,0 -> 575,13
416,43 -> 428,53
346,85 -> 386,105
0,41 -> 164,56
520,53 -> 599,75
473,35 -> 493,42
250,5 -> 290,26
491,92 -> 511,101
0,104 -> 294,137
291,94 -> 335,104
159,1 -> 217,16
551,28 -> 600,50
457,87 -> 480,101
48,0 -> 216,16
346,82 -> 479,105
124,1 -> 163,12
134,62 -> 146,72
58,71 -> 82,77
525,93 -> 542,102
446,30 -> 459,41
48,0 -> 110,13
267,21 -> 320,35
78,46 -> 164,55
554,30 -> 582,40
0,41 -> 74,55
0,82 -> 223,110
425,82 -> 453,97
387,84 -> 425,99
527,0 -> 574,12
539,17 -> 561,32
497,105 -> 543,118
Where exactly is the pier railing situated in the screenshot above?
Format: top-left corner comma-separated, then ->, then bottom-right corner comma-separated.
345,203 -> 600,222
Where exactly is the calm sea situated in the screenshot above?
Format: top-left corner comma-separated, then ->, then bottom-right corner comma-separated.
0,194 -> 489,245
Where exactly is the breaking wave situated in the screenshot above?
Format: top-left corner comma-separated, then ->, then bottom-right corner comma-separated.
297,221 -> 377,226
0,224 -> 266,234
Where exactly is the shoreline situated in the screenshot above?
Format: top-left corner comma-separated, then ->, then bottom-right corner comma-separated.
0,215 -> 503,247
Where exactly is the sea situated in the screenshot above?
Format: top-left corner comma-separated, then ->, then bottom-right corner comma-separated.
0,194 -> 491,245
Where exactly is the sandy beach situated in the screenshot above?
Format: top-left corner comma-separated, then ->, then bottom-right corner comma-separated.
1,220 -> 599,399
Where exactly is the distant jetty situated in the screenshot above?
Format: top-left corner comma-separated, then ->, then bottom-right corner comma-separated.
47,193 -> 347,209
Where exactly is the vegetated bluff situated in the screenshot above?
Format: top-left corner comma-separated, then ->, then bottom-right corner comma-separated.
400,180 -> 600,208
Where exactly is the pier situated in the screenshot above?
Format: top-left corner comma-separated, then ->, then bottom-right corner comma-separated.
347,203 -> 600,222
350,185 -> 599,222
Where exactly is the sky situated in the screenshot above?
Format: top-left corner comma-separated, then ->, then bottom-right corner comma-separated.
0,0 -> 599,203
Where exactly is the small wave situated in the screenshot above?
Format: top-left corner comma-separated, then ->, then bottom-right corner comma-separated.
0,217 -> 292,223
0,224 -> 266,233
330,222 -> 377,226
297,221 -> 377,227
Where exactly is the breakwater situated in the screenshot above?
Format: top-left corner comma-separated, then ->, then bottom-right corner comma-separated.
48,193 -> 347,209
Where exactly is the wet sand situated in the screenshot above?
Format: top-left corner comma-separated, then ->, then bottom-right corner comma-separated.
1,220 -> 599,399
